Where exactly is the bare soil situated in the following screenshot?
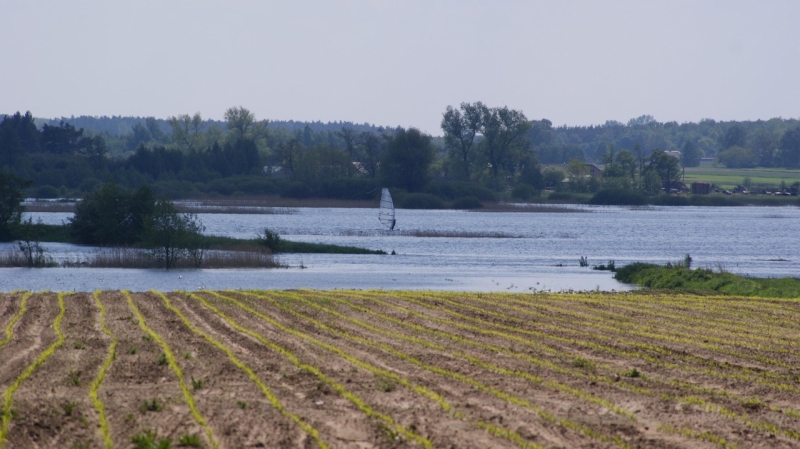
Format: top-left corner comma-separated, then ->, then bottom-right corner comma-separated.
1,290 -> 799,448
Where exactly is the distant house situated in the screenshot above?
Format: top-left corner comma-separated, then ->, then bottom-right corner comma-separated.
263,166 -> 291,178
585,164 -> 602,177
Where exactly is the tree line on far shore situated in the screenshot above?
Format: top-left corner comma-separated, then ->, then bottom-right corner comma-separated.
1,106 -> 800,206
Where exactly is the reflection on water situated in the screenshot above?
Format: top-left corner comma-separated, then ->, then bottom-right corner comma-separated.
3,204 -> 798,292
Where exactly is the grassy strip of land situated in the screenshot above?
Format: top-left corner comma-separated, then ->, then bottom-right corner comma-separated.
200,235 -> 385,254
615,263 -> 800,298
27,224 -> 385,255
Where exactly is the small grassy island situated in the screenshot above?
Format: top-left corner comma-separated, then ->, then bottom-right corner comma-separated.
615,260 -> 800,298
0,182 -> 384,269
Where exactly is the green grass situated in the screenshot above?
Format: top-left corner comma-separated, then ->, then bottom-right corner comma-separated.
683,166 -> 800,189
615,262 -> 800,298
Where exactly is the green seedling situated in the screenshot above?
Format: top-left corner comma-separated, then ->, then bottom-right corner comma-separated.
236,401 -> 248,409
62,401 -> 77,416
128,347 -> 137,355
73,341 -> 86,350
191,377 -> 203,390
68,370 -> 81,386
178,433 -> 202,447
139,398 -> 163,413
157,352 -> 168,366
132,430 -> 172,449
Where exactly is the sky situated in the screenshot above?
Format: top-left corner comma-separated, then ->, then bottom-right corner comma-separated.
2,1 -> 799,135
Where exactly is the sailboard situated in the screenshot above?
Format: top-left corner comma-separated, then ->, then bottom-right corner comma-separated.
378,188 -> 396,230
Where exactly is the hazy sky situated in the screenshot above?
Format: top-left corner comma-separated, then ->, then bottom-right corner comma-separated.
2,1 -> 799,135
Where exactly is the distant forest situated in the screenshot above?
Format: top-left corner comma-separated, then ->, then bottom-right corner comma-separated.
23,111 -> 800,166
1,106 -> 799,202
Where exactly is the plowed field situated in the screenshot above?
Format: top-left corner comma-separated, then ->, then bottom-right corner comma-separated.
1,290 -> 799,449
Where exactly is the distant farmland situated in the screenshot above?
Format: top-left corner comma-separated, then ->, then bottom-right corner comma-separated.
683,166 -> 800,189
2,290 -> 799,448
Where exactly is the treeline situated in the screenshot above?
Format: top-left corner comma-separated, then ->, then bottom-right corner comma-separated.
14,110 -> 800,167
547,115 -> 800,168
2,106 -> 800,204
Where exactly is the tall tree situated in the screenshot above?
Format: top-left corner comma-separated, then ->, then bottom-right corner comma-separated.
780,126 -> 800,168
358,131 -> 385,178
380,128 -> 434,192
41,120 -> 84,154
751,129 -> 780,167
647,149 -> 681,189
167,113 -> 204,152
680,139 -> 703,167
337,127 -> 359,161
441,102 -> 483,180
478,105 -> 532,183
224,106 -> 268,141
0,172 -> 30,241
721,123 -> 748,150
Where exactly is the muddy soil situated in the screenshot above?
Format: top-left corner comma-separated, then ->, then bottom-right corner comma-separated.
1,291 -> 799,449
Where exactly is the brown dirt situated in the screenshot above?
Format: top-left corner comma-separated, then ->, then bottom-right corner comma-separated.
1,290 -> 799,449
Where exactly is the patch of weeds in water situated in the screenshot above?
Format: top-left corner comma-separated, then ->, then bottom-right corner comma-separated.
178,433 -> 202,447
132,430 -> 172,449
62,401 -> 77,416
73,341 -> 86,350
237,401 -> 248,409
191,377 -> 203,390
157,352 -> 168,366
68,370 -> 81,386
139,398 -> 164,413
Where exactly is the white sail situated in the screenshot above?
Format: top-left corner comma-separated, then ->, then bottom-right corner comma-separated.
378,188 -> 396,230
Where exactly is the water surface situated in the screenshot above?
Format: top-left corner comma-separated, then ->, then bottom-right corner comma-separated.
3,205 -> 797,292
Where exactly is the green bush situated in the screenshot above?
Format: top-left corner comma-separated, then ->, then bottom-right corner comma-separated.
452,196 -> 483,209
511,184 -> 539,201
422,181 -> 497,201
234,177 -> 281,195
589,189 -> 646,205
318,178 -> 380,200
70,184 -> 155,246
400,193 -> 446,209
34,185 -> 60,199
282,182 -> 312,199
547,192 -> 573,201
257,228 -> 281,252
206,178 -> 236,196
